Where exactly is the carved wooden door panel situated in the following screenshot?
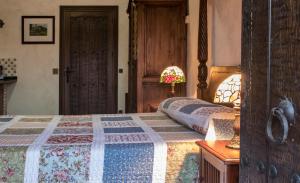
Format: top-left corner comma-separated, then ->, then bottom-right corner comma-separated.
135,0 -> 187,112
60,7 -> 118,115
241,0 -> 300,182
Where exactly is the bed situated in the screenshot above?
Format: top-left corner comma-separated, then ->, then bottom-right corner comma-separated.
0,66 -> 239,183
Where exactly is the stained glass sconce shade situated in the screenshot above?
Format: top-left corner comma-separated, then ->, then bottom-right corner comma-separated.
214,74 -> 241,105
160,66 -> 186,96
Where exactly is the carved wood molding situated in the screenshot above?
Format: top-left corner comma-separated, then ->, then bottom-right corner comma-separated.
197,0 -> 208,99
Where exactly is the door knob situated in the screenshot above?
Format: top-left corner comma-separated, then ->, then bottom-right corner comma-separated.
65,67 -> 75,83
266,98 -> 295,144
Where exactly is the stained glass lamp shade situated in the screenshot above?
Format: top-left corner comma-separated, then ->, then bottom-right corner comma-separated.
160,66 -> 186,95
214,74 -> 241,105
214,73 -> 242,149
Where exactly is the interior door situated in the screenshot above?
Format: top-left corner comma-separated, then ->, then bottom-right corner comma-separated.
241,0 -> 300,182
136,0 -> 187,112
60,6 -> 118,115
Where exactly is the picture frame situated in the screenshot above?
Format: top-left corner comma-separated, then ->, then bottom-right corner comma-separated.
22,16 -> 55,44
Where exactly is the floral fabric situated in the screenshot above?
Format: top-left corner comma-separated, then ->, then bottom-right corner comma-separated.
0,113 -> 233,183
38,145 -> 91,183
0,146 -> 27,183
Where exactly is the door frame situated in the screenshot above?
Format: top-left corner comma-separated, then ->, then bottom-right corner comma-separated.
59,6 -> 118,114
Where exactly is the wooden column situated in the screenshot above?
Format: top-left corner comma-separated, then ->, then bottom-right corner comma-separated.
197,0 -> 208,99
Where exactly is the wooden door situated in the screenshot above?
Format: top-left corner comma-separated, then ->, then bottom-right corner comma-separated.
60,6 -> 118,115
135,0 -> 187,112
241,0 -> 300,182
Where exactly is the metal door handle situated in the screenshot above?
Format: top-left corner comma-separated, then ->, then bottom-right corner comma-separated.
266,98 -> 295,144
65,67 -> 75,83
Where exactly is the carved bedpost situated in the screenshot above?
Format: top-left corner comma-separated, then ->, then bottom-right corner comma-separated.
197,0 -> 208,99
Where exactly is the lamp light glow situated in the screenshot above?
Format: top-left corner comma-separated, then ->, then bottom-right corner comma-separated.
160,66 -> 186,96
214,74 -> 241,104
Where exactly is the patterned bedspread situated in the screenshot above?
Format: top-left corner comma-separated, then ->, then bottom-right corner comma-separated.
0,112 -> 209,183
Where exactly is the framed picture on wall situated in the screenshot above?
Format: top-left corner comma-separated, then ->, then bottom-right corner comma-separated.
22,16 -> 55,44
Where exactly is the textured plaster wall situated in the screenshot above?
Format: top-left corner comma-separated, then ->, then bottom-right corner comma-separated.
0,0 -> 129,114
212,0 -> 242,66
186,0 -> 242,98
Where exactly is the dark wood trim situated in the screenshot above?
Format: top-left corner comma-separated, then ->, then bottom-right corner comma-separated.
59,6 -> 118,114
197,0 -> 208,99
22,16 -> 55,44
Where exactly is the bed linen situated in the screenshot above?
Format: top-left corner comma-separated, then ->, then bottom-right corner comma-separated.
159,97 -> 235,135
0,113 -> 233,183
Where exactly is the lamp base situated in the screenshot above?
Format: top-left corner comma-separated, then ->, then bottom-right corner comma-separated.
167,82 -> 176,98
225,134 -> 240,149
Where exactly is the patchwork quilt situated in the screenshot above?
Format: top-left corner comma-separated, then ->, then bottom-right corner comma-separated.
159,97 -> 235,135
0,113 -> 210,183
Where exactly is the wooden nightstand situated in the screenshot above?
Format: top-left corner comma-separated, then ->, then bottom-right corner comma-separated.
196,140 -> 240,183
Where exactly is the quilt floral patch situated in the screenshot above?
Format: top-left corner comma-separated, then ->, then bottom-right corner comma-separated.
0,146 -> 27,183
0,128 -> 44,135
0,135 -> 38,146
60,116 -> 92,122
53,128 -> 93,135
46,135 -> 93,144
57,122 -> 93,128
39,145 -> 91,182
165,142 -> 200,182
19,118 -> 52,122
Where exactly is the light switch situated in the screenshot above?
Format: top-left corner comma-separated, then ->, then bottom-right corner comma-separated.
52,68 -> 59,75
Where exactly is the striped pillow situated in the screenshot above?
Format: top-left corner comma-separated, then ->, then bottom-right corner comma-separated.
159,97 -> 235,135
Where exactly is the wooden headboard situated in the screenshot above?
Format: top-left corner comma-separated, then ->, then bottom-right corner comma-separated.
200,66 -> 241,104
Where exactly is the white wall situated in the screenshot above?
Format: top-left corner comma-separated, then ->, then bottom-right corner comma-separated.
212,0 -> 242,66
0,0 -> 129,114
186,0 -> 242,97
0,0 -> 241,114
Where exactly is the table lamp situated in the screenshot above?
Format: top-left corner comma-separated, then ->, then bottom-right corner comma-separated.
213,74 -> 241,149
160,66 -> 186,96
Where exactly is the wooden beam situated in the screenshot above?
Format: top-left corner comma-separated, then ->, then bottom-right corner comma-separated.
197,0 -> 208,99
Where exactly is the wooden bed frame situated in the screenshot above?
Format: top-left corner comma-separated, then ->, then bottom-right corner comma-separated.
197,0 -> 240,104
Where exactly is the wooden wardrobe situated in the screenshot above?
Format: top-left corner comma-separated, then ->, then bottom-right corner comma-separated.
126,0 -> 187,113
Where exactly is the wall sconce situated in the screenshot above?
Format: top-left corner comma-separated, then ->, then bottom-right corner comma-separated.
0,19 -> 4,28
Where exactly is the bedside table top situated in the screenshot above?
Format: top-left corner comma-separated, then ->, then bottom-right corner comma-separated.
196,140 -> 240,165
